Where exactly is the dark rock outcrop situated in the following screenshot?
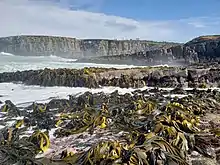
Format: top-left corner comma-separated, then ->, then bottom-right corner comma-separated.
0,66 -> 220,88
184,35 -> 220,62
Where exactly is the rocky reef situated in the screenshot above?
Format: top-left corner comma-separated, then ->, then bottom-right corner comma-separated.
0,64 -> 220,88
0,87 -> 220,164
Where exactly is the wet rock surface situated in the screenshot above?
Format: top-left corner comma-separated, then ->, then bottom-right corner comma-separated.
0,87 -> 220,164
1,65 -> 220,88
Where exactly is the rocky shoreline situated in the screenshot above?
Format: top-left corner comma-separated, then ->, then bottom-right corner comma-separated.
0,34 -> 220,164
0,86 -> 220,164
0,64 -> 220,89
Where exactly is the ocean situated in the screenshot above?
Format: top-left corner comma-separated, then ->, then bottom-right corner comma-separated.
0,52 -> 142,105
0,52 -> 171,106
0,52 -> 219,162
0,52 -> 141,73
0,52 -> 217,106
0,51 -> 173,141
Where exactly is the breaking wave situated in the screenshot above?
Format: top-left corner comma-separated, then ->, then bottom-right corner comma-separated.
0,52 -> 15,56
0,52 -> 169,73
0,52 -> 77,62
0,52 -> 153,73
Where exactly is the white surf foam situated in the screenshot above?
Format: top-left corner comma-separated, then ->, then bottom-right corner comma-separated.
1,82 -> 219,107
0,52 -> 171,73
0,53 -> 148,73
48,55 -> 78,62
0,83 -> 148,106
0,52 -> 15,56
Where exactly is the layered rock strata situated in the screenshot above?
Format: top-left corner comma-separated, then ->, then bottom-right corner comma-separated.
0,35 -> 176,58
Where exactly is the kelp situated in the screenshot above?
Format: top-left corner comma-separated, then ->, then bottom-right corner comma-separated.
0,127 -> 43,165
29,130 -> 50,153
54,107 -> 108,137
1,87 -> 220,164
0,67 -> 189,88
49,90 -> 216,164
64,135 -> 188,165
24,102 -> 57,130
0,100 -> 20,116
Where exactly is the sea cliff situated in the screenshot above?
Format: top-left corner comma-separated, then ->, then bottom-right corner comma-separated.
78,35 -> 220,65
1,35 -> 220,65
0,35 -> 177,58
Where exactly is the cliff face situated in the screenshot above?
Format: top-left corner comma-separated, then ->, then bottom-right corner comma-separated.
184,35 -> 220,62
0,36 -> 81,57
1,35 -> 220,65
78,35 -> 220,65
0,35 -> 177,58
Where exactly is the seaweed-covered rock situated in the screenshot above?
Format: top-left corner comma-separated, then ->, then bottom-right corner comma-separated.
0,100 -> 20,116
0,87 -> 220,164
0,66 -> 220,88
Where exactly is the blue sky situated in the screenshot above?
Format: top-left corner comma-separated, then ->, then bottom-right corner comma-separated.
0,0 -> 220,42
71,0 -> 220,20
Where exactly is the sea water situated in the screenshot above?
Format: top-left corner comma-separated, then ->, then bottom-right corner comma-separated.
0,52 -> 141,73
0,52 -> 171,106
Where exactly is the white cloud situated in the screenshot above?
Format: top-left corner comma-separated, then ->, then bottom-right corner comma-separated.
0,0 -> 220,42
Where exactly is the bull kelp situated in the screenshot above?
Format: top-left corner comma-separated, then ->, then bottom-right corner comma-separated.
0,87 -> 220,164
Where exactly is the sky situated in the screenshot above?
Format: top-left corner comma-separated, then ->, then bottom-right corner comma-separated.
1,0 -> 220,42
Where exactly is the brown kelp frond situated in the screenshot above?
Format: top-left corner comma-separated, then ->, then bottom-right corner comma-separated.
72,135 -> 188,165
0,100 -> 20,116
29,130 -> 50,153
1,86 -> 220,164
131,135 -> 188,165
75,140 -> 122,165
133,99 -> 157,115
0,127 -> 43,165
54,107 -> 109,137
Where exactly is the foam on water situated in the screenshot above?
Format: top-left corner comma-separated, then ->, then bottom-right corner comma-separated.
0,83 -> 151,106
1,82 -> 219,107
0,52 -> 15,56
0,52 -> 157,73
0,52 -> 170,108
